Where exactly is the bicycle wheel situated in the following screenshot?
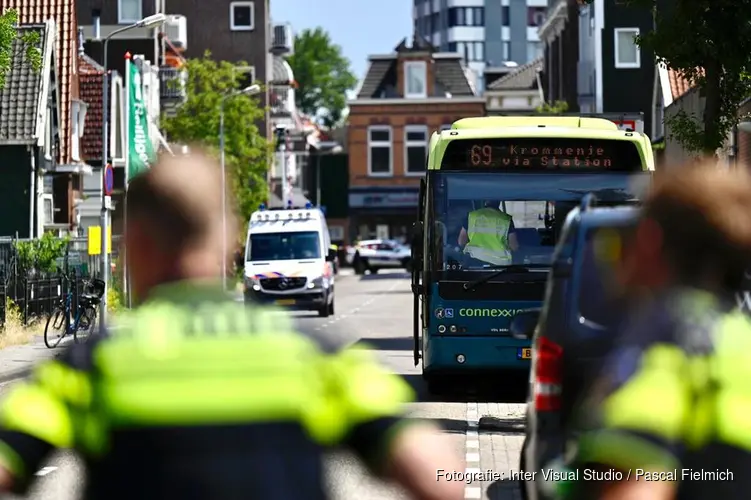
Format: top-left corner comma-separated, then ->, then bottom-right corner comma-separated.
74,306 -> 98,344
44,308 -> 68,348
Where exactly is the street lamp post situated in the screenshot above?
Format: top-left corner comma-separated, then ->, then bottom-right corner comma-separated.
219,84 -> 261,290
314,145 -> 343,207
100,13 -> 166,331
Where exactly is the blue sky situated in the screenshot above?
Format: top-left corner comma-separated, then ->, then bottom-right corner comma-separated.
270,0 -> 413,89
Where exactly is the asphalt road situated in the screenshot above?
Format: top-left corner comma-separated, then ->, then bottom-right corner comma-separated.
0,269 -> 528,500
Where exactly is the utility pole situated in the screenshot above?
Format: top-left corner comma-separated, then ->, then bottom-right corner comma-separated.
276,127 -> 289,206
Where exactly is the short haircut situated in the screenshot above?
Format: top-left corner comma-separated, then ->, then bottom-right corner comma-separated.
642,165 -> 751,290
125,150 -> 236,253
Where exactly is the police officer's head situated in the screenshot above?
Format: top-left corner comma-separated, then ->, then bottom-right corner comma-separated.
125,150 -> 237,302
619,165 -> 751,294
483,199 -> 503,209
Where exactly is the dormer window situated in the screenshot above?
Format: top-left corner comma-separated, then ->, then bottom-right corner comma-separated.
404,61 -> 427,98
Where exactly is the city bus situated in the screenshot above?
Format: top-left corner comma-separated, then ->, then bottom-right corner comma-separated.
410,116 -> 654,393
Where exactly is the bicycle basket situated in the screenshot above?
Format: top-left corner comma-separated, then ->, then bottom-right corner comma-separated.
86,279 -> 106,299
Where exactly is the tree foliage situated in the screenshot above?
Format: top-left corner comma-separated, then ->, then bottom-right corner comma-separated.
286,28 -> 357,128
0,9 -> 43,90
580,0 -> 751,154
536,100 -> 569,114
14,232 -> 69,275
161,53 -> 272,239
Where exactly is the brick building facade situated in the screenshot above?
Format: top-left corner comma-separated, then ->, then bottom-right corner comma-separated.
347,36 -> 485,242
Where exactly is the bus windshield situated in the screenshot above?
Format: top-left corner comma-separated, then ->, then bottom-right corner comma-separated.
246,231 -> 321,261
428,172 -> 646,275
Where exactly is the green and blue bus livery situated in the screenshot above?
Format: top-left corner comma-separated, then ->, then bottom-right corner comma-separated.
410,116 -> 654,394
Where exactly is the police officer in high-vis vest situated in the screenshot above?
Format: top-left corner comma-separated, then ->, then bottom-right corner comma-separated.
458,199 -> 519,265
0,152 -> 465,500
562,166 -> 751,500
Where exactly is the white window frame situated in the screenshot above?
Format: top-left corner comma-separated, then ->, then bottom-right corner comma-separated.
42,194 -> 54,225
117,0 -> 142,24
234,66 -> 256,86
230,1 -> 255,31
367,125 -> 393,177
614,28 -> 640,69
404,61 -> 427,98
404,125 -> 429,176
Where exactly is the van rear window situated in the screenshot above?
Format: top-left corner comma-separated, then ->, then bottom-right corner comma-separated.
577,227 -> 632,327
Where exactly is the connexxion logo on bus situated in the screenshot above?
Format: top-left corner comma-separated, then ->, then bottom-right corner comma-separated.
434,307 -> 525,318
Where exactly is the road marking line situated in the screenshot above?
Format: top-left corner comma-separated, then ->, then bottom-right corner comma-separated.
35,466 -> 57,476
466,439 -> 479,448
465,452 -> 480,463
467,421 -> 478,429
466,429 -> 478,439
465,487 -> 482,499
466,467 -> 481,474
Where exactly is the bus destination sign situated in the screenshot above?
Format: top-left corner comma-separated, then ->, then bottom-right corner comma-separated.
442,137 -> 642,172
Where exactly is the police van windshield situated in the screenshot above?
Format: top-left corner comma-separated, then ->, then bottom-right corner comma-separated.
247,231 -> 321,261
428,172 -> 644,274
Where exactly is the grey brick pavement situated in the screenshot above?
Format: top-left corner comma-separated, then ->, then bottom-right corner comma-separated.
476,402 -> 526,500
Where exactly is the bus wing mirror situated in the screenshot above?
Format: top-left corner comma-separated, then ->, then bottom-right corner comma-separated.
510,310 -> 541,340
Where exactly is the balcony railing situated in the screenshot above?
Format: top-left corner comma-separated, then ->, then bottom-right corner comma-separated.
159,66 -> 187,100
270,90 -> 292,117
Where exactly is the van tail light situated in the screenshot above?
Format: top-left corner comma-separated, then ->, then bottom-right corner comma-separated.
534,336 -> 563,411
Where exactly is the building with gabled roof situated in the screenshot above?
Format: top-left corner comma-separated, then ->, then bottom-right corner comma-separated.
0,21 -> 61,238
346,34 -> 484,242
485,56 -> 543,114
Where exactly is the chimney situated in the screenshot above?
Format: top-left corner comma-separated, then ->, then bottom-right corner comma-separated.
78,27 -> 84,56
92,9 -> 101,40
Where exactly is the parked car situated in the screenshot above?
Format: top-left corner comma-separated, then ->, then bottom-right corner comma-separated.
511,199 -> 638,500
350,239 -> 412,274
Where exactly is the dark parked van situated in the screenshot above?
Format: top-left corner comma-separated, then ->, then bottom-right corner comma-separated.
511,199 -> 638,500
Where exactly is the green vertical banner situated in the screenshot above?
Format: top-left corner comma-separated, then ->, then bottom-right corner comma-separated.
126,56 -> 156,183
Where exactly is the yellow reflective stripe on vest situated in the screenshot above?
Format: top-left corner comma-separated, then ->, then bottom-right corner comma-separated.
325,345 -> 414,424
601,344 -> 692,441
34,360 -> 93,408
0,383 -> 74,448
691,312 -> 751,451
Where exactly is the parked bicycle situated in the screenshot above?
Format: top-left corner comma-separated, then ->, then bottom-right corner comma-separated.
44,271 -> 105,348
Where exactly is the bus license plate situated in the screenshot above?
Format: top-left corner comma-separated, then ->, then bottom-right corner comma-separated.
275,299 -> 295,306
517,348 -> 532,360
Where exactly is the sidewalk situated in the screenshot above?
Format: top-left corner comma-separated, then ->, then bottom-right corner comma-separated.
0,335 -> 61,383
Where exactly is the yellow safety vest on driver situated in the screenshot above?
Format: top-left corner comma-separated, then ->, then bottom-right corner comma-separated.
463,207 -> 512,265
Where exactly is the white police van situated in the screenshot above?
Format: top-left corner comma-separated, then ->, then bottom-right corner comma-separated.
244,204 -> 337,317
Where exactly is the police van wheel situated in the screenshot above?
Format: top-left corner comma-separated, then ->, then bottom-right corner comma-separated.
328,300 -> 335,316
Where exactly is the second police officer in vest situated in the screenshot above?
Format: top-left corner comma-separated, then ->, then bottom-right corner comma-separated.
458,199 -> 519,266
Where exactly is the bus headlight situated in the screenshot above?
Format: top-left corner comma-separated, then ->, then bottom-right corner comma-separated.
456,354 -> 466,364
449,325 -> 457,333
438,325 -> 446,333
308,276 -> 329,289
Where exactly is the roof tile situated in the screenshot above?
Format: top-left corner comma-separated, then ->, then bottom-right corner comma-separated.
0,25 -> 47,143
78,54 -> 105,162
2,0 -> 78,164
668,68 -> 702,100
487,57 -> 543,91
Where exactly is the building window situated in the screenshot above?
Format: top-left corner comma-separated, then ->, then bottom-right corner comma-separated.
528,7 -> 546,27
614,28 -> 640,68
235,66 -> 256,89
502,6 -> 510,25
404,61 -> 427,98
368,126 -> 392,176
404,126 -> 428,175
42,194 -> 53,226
230,2 -> 254,31
527,41 -> 543,61
118,0 -> 141,23
448,7 -> 484,27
